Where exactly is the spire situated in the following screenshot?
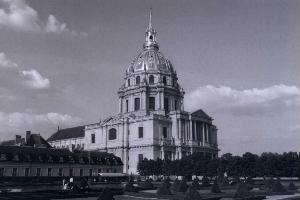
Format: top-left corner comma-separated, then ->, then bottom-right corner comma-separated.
148,8 -> 152,30
144,8 -> 159,50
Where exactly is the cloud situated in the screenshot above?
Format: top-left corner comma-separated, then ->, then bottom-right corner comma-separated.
0,0 -> 85,35
0,52 -> 50,89
185,84 -> 300,116
21,69 -> 50,89
45,14 -> 67,34
0,52 -> 18,68
288,124 -> 300,133
0,111 -> 82,140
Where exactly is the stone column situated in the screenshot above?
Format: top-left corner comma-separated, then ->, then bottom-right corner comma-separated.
141,90 -> 146,110
187,120 -> 190,141
178,119 -> 182,140
130,95 -> 134,112
161,92 -> 165,110
189,120 -> 193,141
202,122 -> 205,146
194,121 -> 197,141
206,124 -> 209,144
161,149 -> 164,160
158,92 -> 161,110
124,118 -> 129,174
119,98 -> 122,113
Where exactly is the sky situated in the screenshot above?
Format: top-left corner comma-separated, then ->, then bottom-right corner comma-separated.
0,0 -> 299,155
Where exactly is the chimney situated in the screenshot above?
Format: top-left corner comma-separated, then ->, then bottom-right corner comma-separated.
26,131 -> 31,142
15,135 -> 22,145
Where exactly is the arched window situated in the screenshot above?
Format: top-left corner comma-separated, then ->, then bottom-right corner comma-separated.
108,128 -> 117,140
127,79 -> 130,86
136,76 -> 140,85
149,75 -> 154,85
162,76 -> 167,85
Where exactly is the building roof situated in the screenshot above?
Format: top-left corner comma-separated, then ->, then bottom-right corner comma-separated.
26,134 -> 52,148
47,126 -> 85,142
0,133 -> 49,147
126,10 -> 175,76
191,109 -> 212,120
0,146 -> 123,166
0,140 -> 17,146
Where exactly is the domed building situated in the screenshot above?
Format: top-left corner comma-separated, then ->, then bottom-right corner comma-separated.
48,11 -> 219,174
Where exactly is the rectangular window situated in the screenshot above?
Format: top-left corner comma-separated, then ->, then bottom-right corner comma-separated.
149,97 -> 155,110
47,168 -> 52,177
59,168 -> 63,177
91,134 -> 95,143
113,169 -> 117,173
36,168 -> 41,176
138,154 -> 143,163
126,100 -> 129,112
25,168 -> 30,177
69,168 -> 73,177
138,127 -> 143,138
12,168 -> 18,177
80,169 -> 83,177
174,100 -> 178,110
134,98 -> 140,111
89,169 -> 92,177
164,98 -> 169,113
163,127 -> 168,138
0,168 -> 4,177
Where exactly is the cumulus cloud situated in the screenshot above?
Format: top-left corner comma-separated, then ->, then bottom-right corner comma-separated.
0,0 -> 85,35
45,14 -> 67,34
0,52 -> 18,68
0,52 -> 50,89
185,84 -> 300,116
21,69 -> 50,89
0,111 -> 82,140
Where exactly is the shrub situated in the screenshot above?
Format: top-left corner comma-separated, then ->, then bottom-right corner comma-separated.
98,188 -> 114,200
234,183 -> 254,199
124,181 -> 138,193
271,179 -> 287,193
191,178 -> 200,189
156,182 -> 172,195
288,182 -> 297,191
177,179 -> 188,193
184,186 -> 202,200
202,176 -> 210,187
211,179 -> 221,193
171,178 -> 180,191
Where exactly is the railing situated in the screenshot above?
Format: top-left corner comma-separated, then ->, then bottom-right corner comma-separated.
159,138 -> 175,146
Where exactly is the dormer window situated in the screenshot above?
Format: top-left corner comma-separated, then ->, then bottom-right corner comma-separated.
149,75 -> 154,85
127,79 -> 130,86
149,35 -> 153,40
13,154 -> 19,161
48,156 -> 53,163
0,153 -> 6,161
163,76 -> 167,85
136,76 -> 140,85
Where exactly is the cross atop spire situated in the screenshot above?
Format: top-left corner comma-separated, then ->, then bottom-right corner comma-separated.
144,8 -> 158,50
148,8 -> 152,30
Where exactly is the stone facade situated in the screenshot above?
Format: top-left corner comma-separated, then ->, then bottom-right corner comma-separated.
48,126 -> 85,151
0,140 -> 123,179
83,11 -> 219,174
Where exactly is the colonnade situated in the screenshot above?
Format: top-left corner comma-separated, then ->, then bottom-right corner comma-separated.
177,118 -> 210,146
